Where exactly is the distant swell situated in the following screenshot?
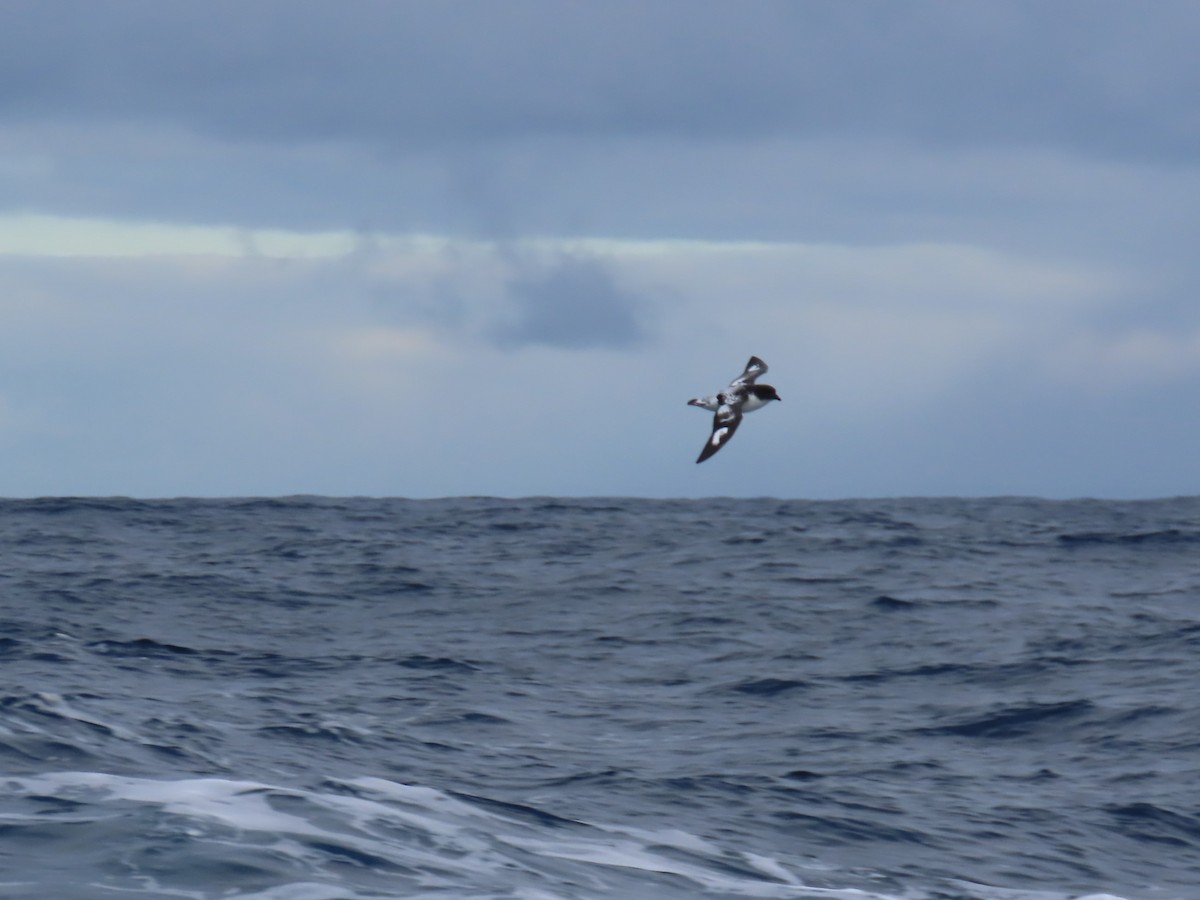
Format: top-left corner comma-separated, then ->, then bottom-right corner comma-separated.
1058,529 -> 1200,546
1107,802 -> 1200,847
925,700 -> 1095,739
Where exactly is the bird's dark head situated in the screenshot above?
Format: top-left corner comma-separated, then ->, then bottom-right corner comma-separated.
760,385 -> 782,402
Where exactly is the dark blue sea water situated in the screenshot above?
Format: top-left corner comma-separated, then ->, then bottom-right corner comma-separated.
2,496 -> 1199,900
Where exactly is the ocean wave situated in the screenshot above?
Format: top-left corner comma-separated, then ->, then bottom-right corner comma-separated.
1,771 -> 917,899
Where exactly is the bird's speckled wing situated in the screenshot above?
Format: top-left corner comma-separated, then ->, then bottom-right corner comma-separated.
696,400 -> 743,463
730,356 -> 768,388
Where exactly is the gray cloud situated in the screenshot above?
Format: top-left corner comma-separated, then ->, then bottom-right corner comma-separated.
3,0 -> 1199,255
345,237 -> 652,352
493,254 -> 650,350
1,1 -> 1198,163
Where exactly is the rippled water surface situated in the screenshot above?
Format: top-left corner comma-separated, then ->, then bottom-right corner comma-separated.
2,496 -> 1199,899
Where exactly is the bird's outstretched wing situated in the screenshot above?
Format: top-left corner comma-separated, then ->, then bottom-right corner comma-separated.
696,402 -> 743,463
730,356 -> 768,388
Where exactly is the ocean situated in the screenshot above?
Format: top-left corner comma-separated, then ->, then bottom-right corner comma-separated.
1,496 -> 1198,900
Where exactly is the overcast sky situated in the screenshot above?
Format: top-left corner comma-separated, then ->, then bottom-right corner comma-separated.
2,0 -> 1199,498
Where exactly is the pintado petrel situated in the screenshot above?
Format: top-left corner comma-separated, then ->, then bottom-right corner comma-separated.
688,356 -> 781,463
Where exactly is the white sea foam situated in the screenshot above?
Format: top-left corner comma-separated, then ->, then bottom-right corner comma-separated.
0,771 -> 1150,899
950,884 -> 1133,900
3,770 -> 915,899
